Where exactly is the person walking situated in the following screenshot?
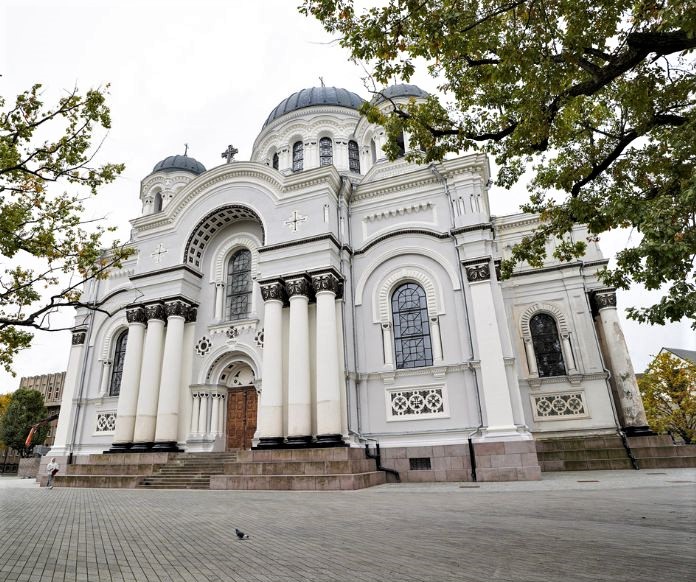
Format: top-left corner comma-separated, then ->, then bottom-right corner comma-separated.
46,457 -> 59,489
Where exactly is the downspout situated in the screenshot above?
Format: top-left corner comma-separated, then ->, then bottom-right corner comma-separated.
364,440 -> 400,482
430,163 -> 484,481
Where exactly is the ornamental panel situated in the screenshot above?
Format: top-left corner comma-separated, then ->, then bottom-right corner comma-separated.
531,391 -> 589,421
386,385 -> 449,421
96,412 -> 117,433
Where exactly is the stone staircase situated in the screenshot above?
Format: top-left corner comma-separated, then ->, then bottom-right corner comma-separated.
136,452 -> 239,490
46,448 -> 387,490
536,434 -> 696,471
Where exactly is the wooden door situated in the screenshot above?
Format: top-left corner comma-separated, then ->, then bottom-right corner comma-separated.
226,386 -> 258,450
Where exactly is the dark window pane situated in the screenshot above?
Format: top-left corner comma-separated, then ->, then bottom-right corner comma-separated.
292,141 -> 303,172
226,249 -> 252,321
319,137 -> 333,166
109,330 -> 128,396
531,313 -> 566,377
272,152 -> 279,170
348,140 -> 360,173
391,283 -> 433,369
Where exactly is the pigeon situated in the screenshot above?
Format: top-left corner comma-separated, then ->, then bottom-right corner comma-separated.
235,528 -> 250,540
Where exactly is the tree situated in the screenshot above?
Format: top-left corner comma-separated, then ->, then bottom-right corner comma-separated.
301,0 -> 696,327
0,393 -> 11,447
638,352 -> 696,443
1,84 -> 134,374
0,389 -> 48,456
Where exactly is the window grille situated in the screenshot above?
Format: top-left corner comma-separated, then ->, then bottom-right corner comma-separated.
226,249 -> 252,321
409,457 -> 432,470
292,141 -> 303,172
319,137 -> 333,166
530,313 -> 566,377
109,330 -> 128,396
348,140 -> 360,173
391,283 -> 433,369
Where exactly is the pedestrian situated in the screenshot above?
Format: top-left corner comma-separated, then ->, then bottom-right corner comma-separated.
46,457 -> 59,489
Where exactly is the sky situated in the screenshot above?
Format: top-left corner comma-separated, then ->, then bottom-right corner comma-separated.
0,0 -> 693,391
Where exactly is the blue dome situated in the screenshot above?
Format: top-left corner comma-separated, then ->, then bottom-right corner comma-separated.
372,83 -> 429,103
263,87 -> 365,128
152,155 -> 206,175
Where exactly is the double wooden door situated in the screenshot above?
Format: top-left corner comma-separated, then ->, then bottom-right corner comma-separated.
226,386 -> 258,450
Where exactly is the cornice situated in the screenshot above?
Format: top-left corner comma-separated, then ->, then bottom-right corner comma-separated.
129,264 -> 203,281
508,259 -> 609,278
354,229 -> 449,255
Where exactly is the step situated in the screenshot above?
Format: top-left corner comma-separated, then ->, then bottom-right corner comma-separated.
236,447 -> 367,463
222,459 -> 377,476
52,475 -> 141,488
210,471 -> 387,491
539,458 -> 633,471
636,456 -> 696,469
630,445 -> 696,459
537,448 -> 630,462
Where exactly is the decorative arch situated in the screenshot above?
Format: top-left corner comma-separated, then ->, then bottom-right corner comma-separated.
210,234 -> 261,284
354,246 -> 460,309
376,267 -> 441,324
99,317 -> 129,361
200,344 -> 261,386
519,302 -> 569,341
183,204 -> 265,269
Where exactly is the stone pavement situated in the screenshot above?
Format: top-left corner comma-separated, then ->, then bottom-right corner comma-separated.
0,469 -> 694,582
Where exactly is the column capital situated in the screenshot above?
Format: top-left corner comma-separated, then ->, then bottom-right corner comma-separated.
463,259 -> 491,282
592,288 -> 617,313
285,275 -> 312,299
311,270 -> 342,297
165,300 -> 189,319
259,279 -> 286,303
71,328 -> 87,345
185,306 -> 198,324
126,306 -> 147,325
145,303 -> 167,322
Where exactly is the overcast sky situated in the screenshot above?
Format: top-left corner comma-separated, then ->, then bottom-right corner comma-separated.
1,0 -> 693,391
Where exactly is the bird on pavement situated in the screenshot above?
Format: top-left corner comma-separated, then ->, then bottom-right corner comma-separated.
235,528 -> 250,540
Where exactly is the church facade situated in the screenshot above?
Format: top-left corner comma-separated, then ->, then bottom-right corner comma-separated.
49,85 -> 649,482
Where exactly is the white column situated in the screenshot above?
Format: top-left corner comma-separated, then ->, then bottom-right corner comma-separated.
50,327 -> 88,455
153,301 -> 189,450
312,272 -> 343,443
334,140 -> 349,171
132,304 -> 166,448
286,276 -> 312,444
594,289 -> 649,431
218,394 -> 226,436
190,392 -> 201,435
524,339 -> 538,376
381,323 -> 394,368
214,283 -> 225,321
561,334 -> 578,373
255,281 -> 285,447
199,392 -> 209,437
110,308 -> 147,450
465,261 -> 518,436
210,394 -> 220,436
177,309 -> 197,444
98,361 -> 112,397
430,316 -> 444,364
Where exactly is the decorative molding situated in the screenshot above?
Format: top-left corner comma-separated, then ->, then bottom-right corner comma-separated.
464,261 -> 491,282
259,280 -> 286,302
126,306 -> 147,325
195,336 -> 213,357
99,318 -> 128,360
451,223 -> 494,235
524,372 -> 608,387
531,391 -> 589,421
130,264 -> 203,281
254,329 -> 264,348
508,259 -> 609,278
211,234 -> 261,283
385,384 -> 449,421
311,271 -> 342,297
95,412 -> 117,433
285,276 -> 312,298
592,289 -> 617,311
364,202 -> 432,222
258,233 -> 342,254
165,300 -> 189,319
186,307 -> 198,324
354,228 -> 449,256
71,330 -> 87,345
375,266 -> 441,323
145,304 -> 166,322
519,302 -> 570,339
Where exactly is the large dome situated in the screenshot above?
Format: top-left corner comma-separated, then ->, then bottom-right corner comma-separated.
152,154 -> 206,175
263,87 -> 365,128
371,83 -> 429,104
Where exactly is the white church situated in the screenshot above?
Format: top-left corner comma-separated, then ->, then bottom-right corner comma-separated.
48,85 -> 651,486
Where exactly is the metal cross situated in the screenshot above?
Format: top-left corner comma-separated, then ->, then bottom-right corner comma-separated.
151,243 -> 168,263
221,144 -> 238,163
284,211 -> 308,232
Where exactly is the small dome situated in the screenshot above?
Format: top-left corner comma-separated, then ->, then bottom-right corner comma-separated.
371,83 -> 429,104
263,87 -> 365,128
152,155 -> 206,175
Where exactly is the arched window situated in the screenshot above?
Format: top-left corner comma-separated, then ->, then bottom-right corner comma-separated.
109,330 -> 128,397
530,313 -> 566,377
319,137 -> 333,166
370,138 -> 377,164
396,132 -> 406,157
292,141 -> 304,172
226,249 -> 252,320
153,192 -> 163,213
348,140 -> 360,173
272,152 -> 279,170
391,283 -> 433,369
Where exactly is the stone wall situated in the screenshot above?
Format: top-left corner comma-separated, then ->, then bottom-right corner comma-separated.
18,457 -> 41,479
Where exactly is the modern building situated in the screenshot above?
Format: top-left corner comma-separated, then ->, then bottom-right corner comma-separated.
48,85 -> 650,482
18,371 -> 65,446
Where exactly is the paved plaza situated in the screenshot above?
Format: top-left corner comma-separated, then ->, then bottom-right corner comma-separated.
1,469 -> 694,582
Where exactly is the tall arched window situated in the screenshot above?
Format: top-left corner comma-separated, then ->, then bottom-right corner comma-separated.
292,141 -> 304,172
272,152 -> 279,170
109,330 -> 128,397
530,313 -> 566,377
153,192 -> 163,213
319,137 -> 333,166
348,140 -> 360,173
391,283 -> 433,369
226,249 -> 252,320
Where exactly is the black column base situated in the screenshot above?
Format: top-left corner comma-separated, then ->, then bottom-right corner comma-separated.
285,436 -> 313,447
105,442 -> 132,454
623,425 -> 655,437
151,441 -> 182,452
253,437 -> 285,449
314,434 -> 346,447
129,442 -> 154,452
